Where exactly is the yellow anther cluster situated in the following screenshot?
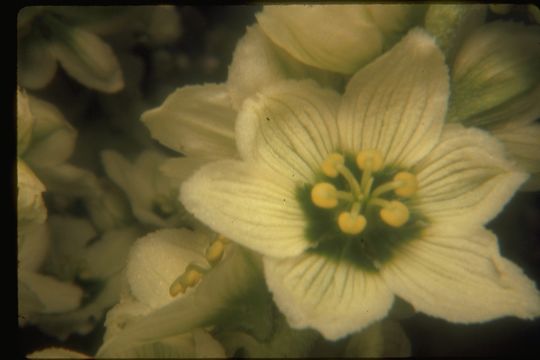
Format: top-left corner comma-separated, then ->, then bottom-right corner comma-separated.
169,264 -> 206,297
356,149 -> 384,172
393,172 -> 418,197
321,153 -> 345,178
311,150 -> 417,236
311,182 -> 338,209
169,235 -> 229,298
379,201 -> 410,227
338,211 -> 366,235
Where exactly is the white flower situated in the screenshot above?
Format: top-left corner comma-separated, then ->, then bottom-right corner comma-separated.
180,29 -> 540,340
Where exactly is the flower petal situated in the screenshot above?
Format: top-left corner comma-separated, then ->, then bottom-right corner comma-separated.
227,25 -> 343,110
142,84 -> 237,158
181,159 -> 309,258
257,5 -> 383,74
126,228 -> 209,309
17,160 -> 47,227
50,26 -> 124,93
237,80 -> 340,183
28,347 -> 90,359
338,29 -> 448,168
264,253 -> 394,340
24,96 -> 77,168
413,125 -> 528,226
493,123 -> 540,191
382,227 -> 540,322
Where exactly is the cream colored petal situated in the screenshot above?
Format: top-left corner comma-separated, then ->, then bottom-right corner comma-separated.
382,227 -> 540,322
17,33 -> 58,89
24,95 -> 76,168
264,254 -> 394,341
17,89 -> 34,155
237,80 -> 340,183
257,5 -> 382,74
126,228 -> 209,309
18,222 -> 49,272
159,156 -> 211,184
366,4 -> 423,40
338,29 -> 448,168
413,125 -> 528,226
142,84 -> 237,158
50,26 -> 124,93
493,123 -> 540,191
449,22 -> 540,127
227,25 -> 343,110
181,159 -> 309,258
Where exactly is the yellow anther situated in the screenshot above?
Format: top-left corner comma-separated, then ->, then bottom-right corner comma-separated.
169,280 -> 186,297
380,201 -> 410,228
338,212 -> 367,235
206,239 -> 226,265
321,153 -> 345,178
393,172 -> 418,197
311,182 -> 338,209
184,269 -> 204,287
168,264 -> 206,298
356,149 -> 384,172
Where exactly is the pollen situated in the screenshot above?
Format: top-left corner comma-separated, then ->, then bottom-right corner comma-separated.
311,182 -> 338,208
393,172 -> 418,197
205,237 -> 226,265
380,200 -> 410,227
338,212 -> 367,235
356,149 -> 384,172
168,264 -> 206,298
321,153 -> 345,178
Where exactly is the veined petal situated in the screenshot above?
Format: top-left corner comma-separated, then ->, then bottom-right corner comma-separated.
17,160 -> 47,227
413,125 -> 528,226
257,5 -> 383,75
227,25 -> 343,110
142,84 -> 237,158
382,227 -> 540,322
264,253 -> 394,340
236,80 -> 340,183
50,26 -> 124,93
493,123 -> 540,191
181,159 -> 309,258
338,29 -> 448,168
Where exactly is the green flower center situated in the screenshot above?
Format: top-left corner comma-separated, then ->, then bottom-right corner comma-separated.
296,150 -> 428,271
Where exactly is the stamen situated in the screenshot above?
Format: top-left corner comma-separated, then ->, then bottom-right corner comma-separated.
321,153 -> 345,178
336,164 -> 362,198
379,200 -> 410,227
205,236 -> 227,266
356,150 -> 383,194
393,172 -> 418,197
338,208 -> 367,235
168,263 -> 207,297
311,182 -> 338,208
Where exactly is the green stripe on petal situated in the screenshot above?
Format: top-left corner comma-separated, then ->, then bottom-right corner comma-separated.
382,227 -> 540,322
339,28 -> 448,168
181,159 -> 309,258
264,253 -> 394,340
448,22 -> 540,127
142,84 -> 237,159
237,80 -> 340,183
413,125 -> 528,226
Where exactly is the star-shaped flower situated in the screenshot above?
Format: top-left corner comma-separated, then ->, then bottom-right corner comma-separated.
180,29 -> 540,340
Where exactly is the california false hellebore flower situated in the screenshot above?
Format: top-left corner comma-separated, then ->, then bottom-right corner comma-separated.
181,29 -> 540,340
